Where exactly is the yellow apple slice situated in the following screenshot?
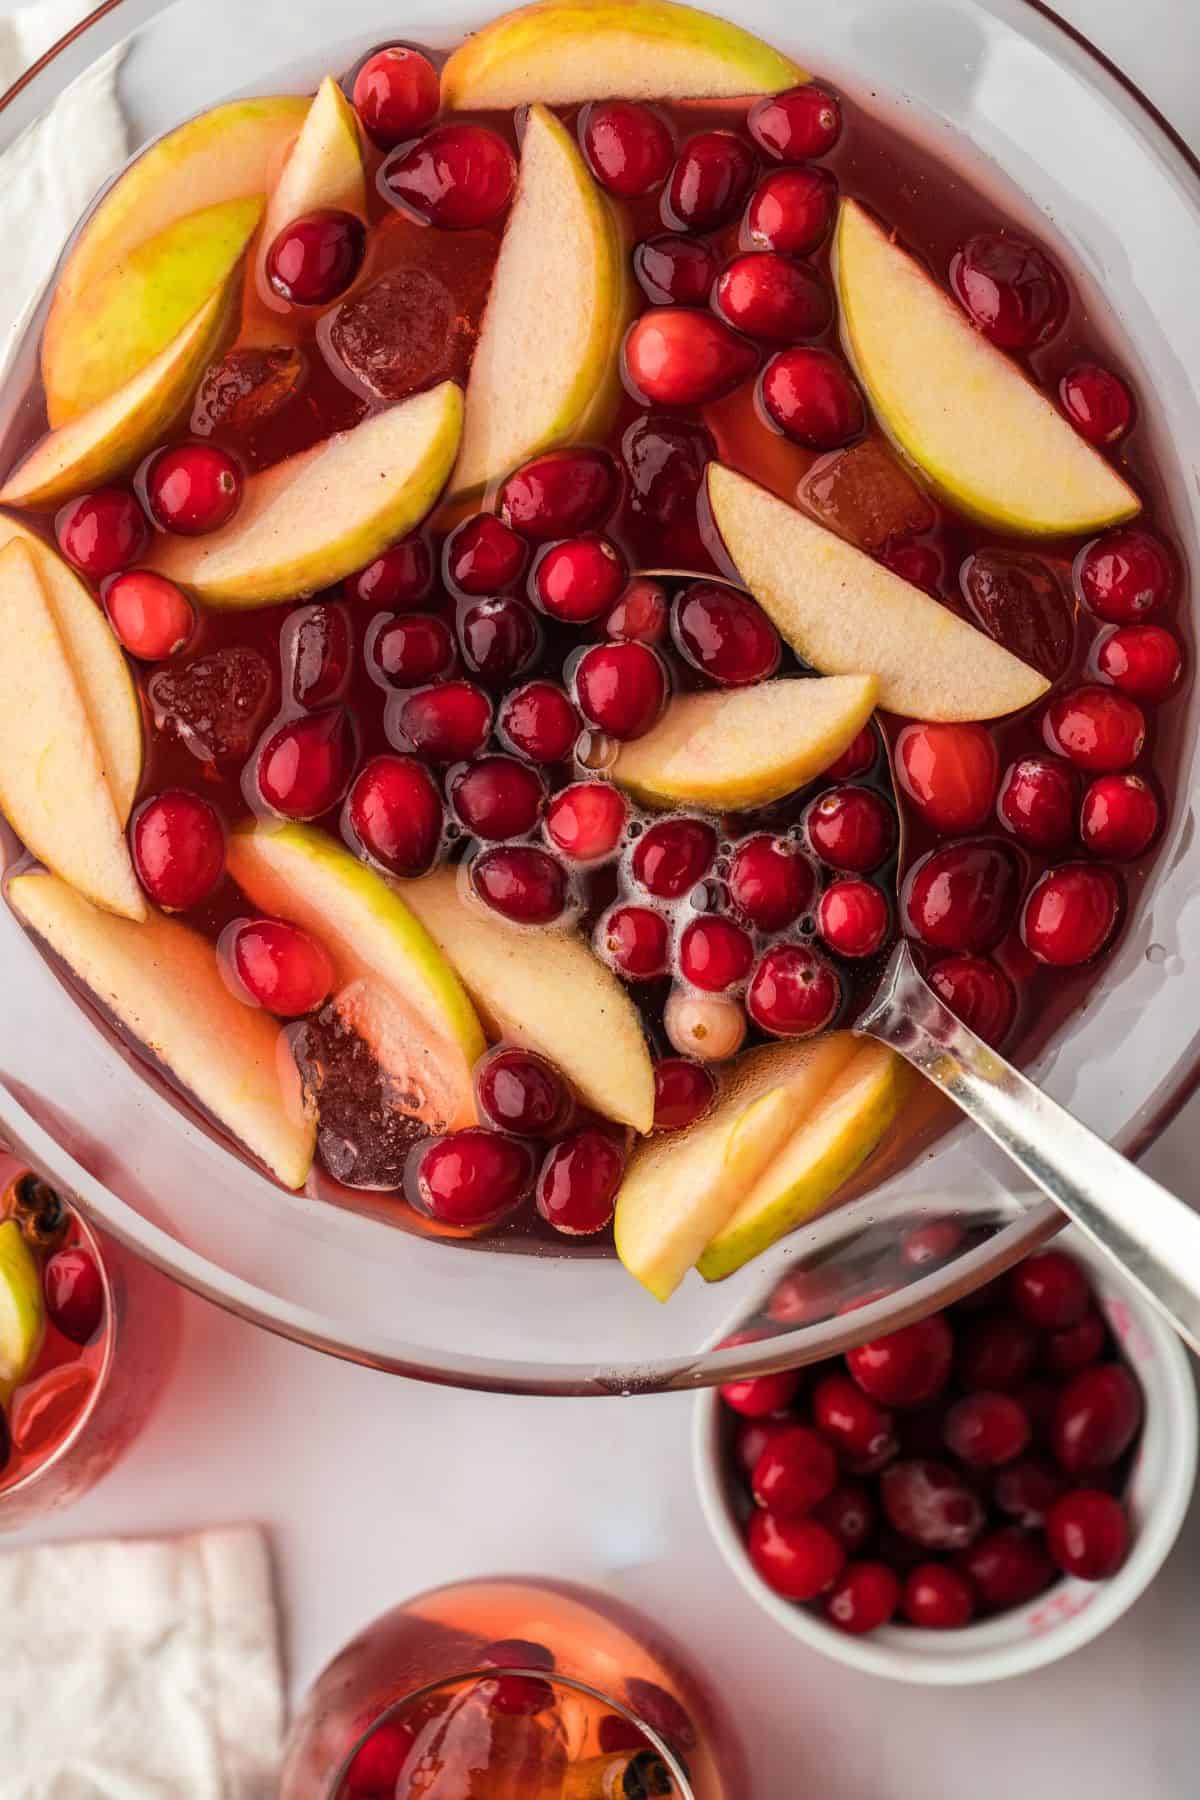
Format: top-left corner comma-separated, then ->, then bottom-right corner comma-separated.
451,104 -> 629,499
8,873 -> 315,1188
835,199 -> 1139,536
1,290 -> 229,511
257,77 -> 366,293
148,380 -> 463,606
707,464 -> 1048,721
442,0 -> 804,106
615,1035 -> 859,1301
612,675 -> 877,809
398,865 -> 655,1134
0,1220 -> 45,1403
0,541 -> 143,920
697,1042 -> 909,1280
0,519 -> 142,822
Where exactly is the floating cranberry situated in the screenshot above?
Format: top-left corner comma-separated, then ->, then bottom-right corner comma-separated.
632,819 -> 717,900
817,880 -> 890,960
814,1483 -> 876,1554
623,308 -> 758,407
1059,364 -> 1134,444
536,1129 -> 624,1235
961,549 -> 1075,682
729,835 -> 813,931
901,1219 -> 966,1269
652,1058 -> 716,1131
444,514 -> 525,597
993,1456 -> 1067,1528
499,449 -> 619,542
748,944 -> 840,1037
664,989 -> 747,1062
258,708 -> 354,818
599,904 -> 670,980
534,536 -> 627,623
807,785 -> 894,872
574,641 -> 667,740
880,1458 -> 984,1550
132,790 -> 224,910
881,539 -> 943,596
944,1392 -> 1030,1469
666,129 -> 755,229
146,444 -> 242,534
748,1510 -> 846,1601
1096,623 -> 1181,702
1046,1489 -> 1129,1579
1045,684 -> 1146,774
472,844 -> 568,924
1077,528 -> 1173,622
1046,1310 -> 1107,1376
384,123 -> 516,228
679,917 -> 754,992
1021,864 -> 1121,966
1052,1363 -> 1142,1474
266,209 -> 365,304
927,954 -> 1016,1045
949,233 -> 1066,348
848,1316 -> 953,1409
476,1047 -> 569,1138
43,1248 -> 104,1343
458,595 -> 540,686
824,1561 -> 900,1635
824,726 -> 876,781
903,840 -> 1021,953
749,85 -> 842,161
752,1424 -> 838,1517
545,782 -> 626,861
812,1371 -> 896,1463
396,680 -> 492,761
347,537 -> 434,609
714,252 -> 831,343
102,570 -> 193,660
352,45 -> 439,146
996,755 -> 1078,851
226,918 -> 334,1016
408,1128 -> 535,1228
901,1563 -> 975,1629
958,1312 -> 1039,1391
287,603 -> 352,708
632,233 -> 719,306
371,612 -> 455,687
344,1715 -> 415,1795
56,488 -> 147,578
620,415 -> 715,542
499,681 -> 578,763
347,754 -> 443,876
672,582 -> 780,687
719,1337 -> 801,1417
1007,1250 -> 1090,1330
606,578 -> 670,645
621,1680 -> 697,1754
896,722 -> 998,834
747,166 -> 836,255
581,100 -> 673,195
451,755 -> 544,840
761,346 -> 864,448
478,1637 -> 557,1717
959,1527 -> 1055,1612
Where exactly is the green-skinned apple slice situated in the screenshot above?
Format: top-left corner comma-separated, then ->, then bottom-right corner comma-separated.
398,865 -> 655,1134
0,541 -> 143,919
0,1221 -> 45,1403
834,199 -> 1139,535
612,675 -> 877,809
226,824 -> 484,1130
450,104 -> 630,498
615,1035 -> 860,1301
256,77 -> 366,293
148,380 -> 463,606
8,873 -> 315,1187
697,1042 -> 908,1280
707,464 -> 1048,721
442,0 -> 805,106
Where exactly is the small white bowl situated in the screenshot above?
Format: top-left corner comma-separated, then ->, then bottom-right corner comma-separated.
693,1230 -> 1197,1685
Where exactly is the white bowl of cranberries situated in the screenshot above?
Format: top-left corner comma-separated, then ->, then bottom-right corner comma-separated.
694,1234 -> 1196,1683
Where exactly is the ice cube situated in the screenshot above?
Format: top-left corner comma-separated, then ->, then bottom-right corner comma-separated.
148,646 -> 273,764
961,548 -> 1075,679
327,268 -> 471,403
190,346 -> 306,437
799,438 -> 935,551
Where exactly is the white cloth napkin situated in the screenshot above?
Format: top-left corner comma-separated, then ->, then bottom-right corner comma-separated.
0,1525 -> 285,1797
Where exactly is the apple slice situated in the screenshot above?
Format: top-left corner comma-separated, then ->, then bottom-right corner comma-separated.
835,199 -> 1139,536
0,541 -> 143,919
0,1221 -> 45,1403
615,1035 -> 859,1301
697,1042 -> 909,1280
398,865 -> 655,1134
148,381 -> 463,606
707,464 -> 1048,721
612,675 -> 877,809
451,104 -> 629,499
0,519 -> 142,822
256,77 -> 366,292
9,873 -> 315,1188
442,0 -> 804,106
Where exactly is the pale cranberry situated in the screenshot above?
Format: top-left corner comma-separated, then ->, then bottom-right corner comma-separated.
1077,528 -> 1173,622
714,252 -> 830,342
824,726 -> 876,780
472,844 -> 568,924
476,1047 -> 569,1138
901,1218 -> 966,1269
847,1315 -> 953,1408
287,603 -> 352,707
761,347 -> 864,448
903,840 -> 1021,952
146,444 -> 241,534
729,835 -> 813,930
927,954 -> 1016,1045
1007,1250 -> 1090,1329
664,989 -> 747,1061
56,488 -> 147,578
347,536 -> 433,608
1046,1310 -> 1107,1376
478,1638 -> 556,1717
536,1129 -> 624,1234
996,755 -> 1077,851
1080,772 -> 1158,859
950,234 -> 1066,348
226,919 -> 333,1015
679,917 -> 754,992
748,1511 -> 846,1601
500,449 -> 618,541
749,85 -> 842,160
672,581 -> 780,686
444,513 -> 526,595
752,1424 -> 837,1516
814,1483 -> 876,1554
632,818 -> 716,898
1053,1363 -> 1142,1474
880,1458 -> 984,1549
347,754 -> 442,875
666,129 -> 755,229
103,570 -> 193,659
582,100 -> 673,195
959,1527 -> 1055,1612
131,790 -> 224,910
43,1248 -> 104,1343
1059,364 -> 1134,444
652,1058 -> 716,1131
747,166 -> 836,254
623,308 -> 757,407
993,1457 -> 1067,1528
901,1563 -> 975,1629
958,1313 -> 1039,1391
1046,1489 -> 1129,1579
371,612 -> 455,686
534,536 -> 626,622
1021,864 -> 1121,966
545,782 -> 626,860
353,46 -> 439,146
807,786 -> 894,872
632,233 -> 719,306
258,708 -> 354,818
384,124 -> 515,228
344,1716 -> 415,1796
266,209 -> 365,304
882,539 -> 943,596
408,1128 -> 534,1227
1096,623 -> 1181,702
944,1392 -> 1030,1468
817,879 -> 890,959
748,944 -> 840,1036
599,904 -> 670,980
574,641 -> 667,739
719,1337 -> 801,1417
499,681 -> 578,763
896,722 -> 998,834
825,1561 -> 900,1635
812,1371 -> 896,1462
396,680 -> 492,760
606,578 -> 669,645
451,755 -> 543,840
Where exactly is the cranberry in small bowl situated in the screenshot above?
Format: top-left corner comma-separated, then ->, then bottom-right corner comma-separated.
694,1231 -> 1194,1683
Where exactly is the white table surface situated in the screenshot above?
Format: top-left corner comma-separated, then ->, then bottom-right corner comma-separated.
8,3 -> 1200,1795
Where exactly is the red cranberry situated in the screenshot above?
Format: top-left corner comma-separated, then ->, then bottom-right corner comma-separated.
396,680 -> 492,761
1008,1251 -> 1091,1329
352,46 -> 439,147
901,1563 -> 975,1630
632,818 -> 716,898
1046,1489 -> 1129,1579
814,1483 -> 876,1554
747,1510 -> 846,1601
752,1424 -> 838,1517
103,570 -> 193,660
847,1316 -> 953,1409
599,904 -> 670,980
499,449 -> 618,542
536,1129 -> 624,1235
672,581 -> 780,686
146,444 -> 241,535
679,917 -> 754,992
226,918 -> 333,1016
719,1338 -> 801,1418
896,722 -> 998,834
1021,864 -> 1121,966
266,209 -> 365,304
574,641 -> 667,740
623,308 -> 757,407
132,790 -> 224,910
824,1561 -> 900,1635
927,954 -> 1016,1045
258,708 -> 354,818
534,536 -> 627,623
812,1371 -> 896,1463
344,1715 -> 414,1795
903,840 -> 1021,953
880,1459 -> 984,1550
620,415 -> 714,551
56,488 -> 147,578
476,1046 -> 568,1137
958,1527 -> 1055,1612
666,129 -> 755,229
1052,1363 -> 1142,1474
1077,528 -> 1173,622
1080,773 -> 1159,859
944,1392 -> 1030,1468
472,844 -> 568,924
817,880 -> 890,960
761,346 -> 864,448
747,944 -> 840,1037
714,252 -> 831,343
1059,364 -> 1134,444
958,1313 -> 1040,1391
997,755 -> 1078,851
287,603 -> 352,708
807,786 -> 894,872
824,726 -> 876,781
1096,624 -> 1181,702
408,1128 -> 534,1227
949,233 -> 1066,348
729,835 -> 813,930
371,612 -> 455,686
1046,1310 -> 1107,1376
478,1638 -> 556,1717
43,1248 -> 104,1343
451,755 -> 543,840
347,536 -> 434,609
748,166 -> 836,254
347,754 -> 443,876
901,1219 -> 966,1270
993,1456 -> 1067,1528
545,782 -> 627,861
499,682 -> 578,763
749,85 -> 842,161
606,578 -> 670,645
632,233 -> 719,307
384,124 -> 515,228
652,1058 -> 716,1131
458,595 -> 540,687
882,539 -> 943,596
444,514 -> 526,596
581,100 -> 673,196
734,1414 -> 792,1478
